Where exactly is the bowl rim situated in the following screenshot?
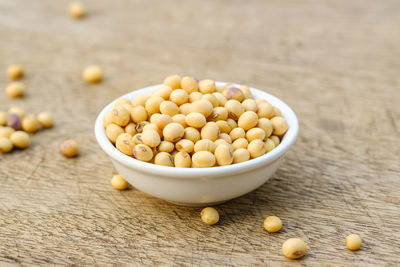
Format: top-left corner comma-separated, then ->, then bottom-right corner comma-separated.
94,82 -> 299,178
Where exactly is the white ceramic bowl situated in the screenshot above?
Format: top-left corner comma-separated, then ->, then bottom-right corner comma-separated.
95,83 -> 299,206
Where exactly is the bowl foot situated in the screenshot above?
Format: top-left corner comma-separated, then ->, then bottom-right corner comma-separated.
166,200 -> 230,207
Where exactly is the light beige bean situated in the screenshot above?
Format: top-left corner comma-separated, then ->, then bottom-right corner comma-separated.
248,139 -> 266,158
172,114 -> 187,128
0,137 -> 13,153
133,144 -> 153,161
242,99 -> 258,112
282,238 -> 307,259
201,207 -> 219,225
116,133 -> 135,156
271,116 -> 288,136
103,112 -> 113,128
232,138 -> 248,150
0,126 -> 15,138
145,96 -> 164,114
225,99 -> 244,120
270,135 -> 280,147
141,129 -> 161,147
163,123 -> 185,142
201,122 -> 220,141
37,112 -> 54,128
194,139 -> 216,153
185,112 -> 206,128
227,118 -> 237,129
214,145 -> 233,166
239,85 -> 253,99
181,76 -> 199,93
21,115 -> 39,133
175,139 -> 194,153
184,127 -> 201,143
170,89 -> 189,105
111,174 -> 129,190
158,140 -> 175,153
258,118 -> 273,137
106,124 -> 124,143
265,138 -> 275,153
174,151 -> 192,168
160,100 -> 179,117
229,127 -> 246,141
0,111 -> 6,126
132,94 -> 150,107
238,111 -> 258,130
6,82 -> 25,98
216,120 -> 231,134
232,148 -> 250,163
219,133 -> 232,144
214,139 -> 230,147
246,128 -> 266,142
179,103 -> 191,115
151,85 -> 172,100
150,113 -> 172,129
82,65 -> 103,83
131,105 -> 148,123
163,74 -> 181,90
212,92 -> 227,106
199,79 -> 216,94
7,64 -> 24,80
189,100 -> 213,117
114,98 -> 131,107
125,122 -> 137,136
202,93 -> 218,107
111,106 -> 130,126
209,107 -> 228,121
189,92 -> 203,103
154,152 -> 174,166
223,87 -> 245,102
59,139 -> 77,157
192,151 -> 216,168
132,133 -> 143,145
257,101 -> 275,119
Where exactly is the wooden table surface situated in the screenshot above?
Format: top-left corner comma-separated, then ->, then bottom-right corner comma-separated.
1,0 -> 399,266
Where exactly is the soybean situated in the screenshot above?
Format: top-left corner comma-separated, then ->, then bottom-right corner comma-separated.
133,144 -> 153,162
82,65 -> 103,83
163,74 -> 181,90
154,152 -> 174,167
116,133 -> 135,156
248,139 -> 266,158
174,151 -> 192,168
6,82 -> 25,98
232,148 -> 250,163
37,112 -> 54,128
238,111 -> 258,130
0,137 -> 13,153
271,116 -> 288,136
111,174 -> 129,190
185,112 -> 206,128
214,145 -> 233,166
201,122 -> 220,141
59,139 -> 78,157
7,64 -> 24,80
163,123 -> 184,142
282,238 -> 307,259
192,151 -> 215,168
201,207 -> 219,225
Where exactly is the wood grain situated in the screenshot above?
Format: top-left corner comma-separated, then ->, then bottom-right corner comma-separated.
0,0 -> 399,266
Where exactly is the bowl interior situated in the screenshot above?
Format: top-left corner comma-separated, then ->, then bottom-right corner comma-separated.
94,82 -> 299,178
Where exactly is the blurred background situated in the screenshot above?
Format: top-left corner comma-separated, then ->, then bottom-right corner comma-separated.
0,0 -> 399,265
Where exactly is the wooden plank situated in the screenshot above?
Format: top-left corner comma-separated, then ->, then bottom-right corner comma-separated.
0,0 -> 399,265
